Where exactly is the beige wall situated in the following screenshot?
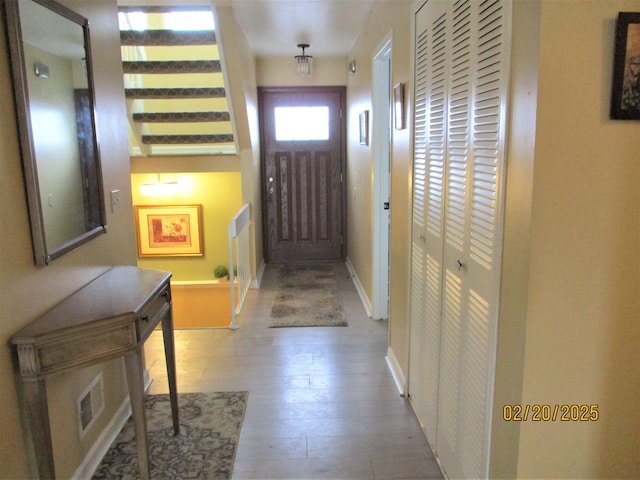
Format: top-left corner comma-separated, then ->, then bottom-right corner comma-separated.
514,1 -> 640,478
257,56 -> 348,87
346,0 -> 413,376
0,1 -> 135,478
216,5 -> 265,278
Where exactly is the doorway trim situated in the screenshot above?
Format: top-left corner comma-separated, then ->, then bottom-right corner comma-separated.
372,34 -> 392,320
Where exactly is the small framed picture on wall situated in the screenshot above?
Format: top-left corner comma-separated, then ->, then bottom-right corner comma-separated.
134,205 -> 204,257
394,83 -> 405,130
359,110 -> 369,145
610,12 -> 640,120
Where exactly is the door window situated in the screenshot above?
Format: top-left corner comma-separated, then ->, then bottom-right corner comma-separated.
274,106 -> 329,141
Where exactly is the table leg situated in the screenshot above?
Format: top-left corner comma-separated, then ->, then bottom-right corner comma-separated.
125,350 -> 150,480
17,379 -> 55,479
161,309 -> 180,434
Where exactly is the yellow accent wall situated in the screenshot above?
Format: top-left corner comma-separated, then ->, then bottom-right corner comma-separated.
131,172 -> 243,281
171,282 -> 237,328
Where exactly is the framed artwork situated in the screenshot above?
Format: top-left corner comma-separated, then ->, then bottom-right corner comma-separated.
135,205 -> 203,257
610,12 -> 640,120
359,110 -> 369,145
394,83 -> 405,129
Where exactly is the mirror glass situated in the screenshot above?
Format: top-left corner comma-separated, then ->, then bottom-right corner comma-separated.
5,0 -> 106,266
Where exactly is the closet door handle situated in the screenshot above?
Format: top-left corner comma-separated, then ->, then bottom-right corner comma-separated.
456,259 -> 466,272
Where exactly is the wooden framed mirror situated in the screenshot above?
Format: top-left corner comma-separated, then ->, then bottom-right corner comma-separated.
4,0 -> 106,266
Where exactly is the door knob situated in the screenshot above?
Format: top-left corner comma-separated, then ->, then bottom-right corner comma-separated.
456,259 -> 465,272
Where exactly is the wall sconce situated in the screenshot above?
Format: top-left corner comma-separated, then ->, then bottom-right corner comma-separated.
34,61 -> 49,78
348,60 -> 356,75
140,173 -> 179,196
295,43 -> 312,77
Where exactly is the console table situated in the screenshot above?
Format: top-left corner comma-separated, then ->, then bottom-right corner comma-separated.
10,266 -> 179,480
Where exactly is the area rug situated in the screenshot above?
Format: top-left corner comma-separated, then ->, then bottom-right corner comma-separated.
93,391 -> 248,479
269,264 -> 347,328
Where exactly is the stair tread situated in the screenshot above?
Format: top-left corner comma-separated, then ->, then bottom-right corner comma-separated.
142,134 -> 234,145
123,60 -> 221,74
125,88 -> 226,99
133,111 -> 231,123
121,29 -> 216,46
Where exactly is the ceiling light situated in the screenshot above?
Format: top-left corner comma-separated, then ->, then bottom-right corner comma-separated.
295,43 -> 312,77
140,173 -> 179,196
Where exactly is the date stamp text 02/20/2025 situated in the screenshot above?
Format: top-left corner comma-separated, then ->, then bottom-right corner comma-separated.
503,404 -> 599,422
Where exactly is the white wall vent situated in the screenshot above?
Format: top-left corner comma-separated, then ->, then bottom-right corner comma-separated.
77,371 -> 105,438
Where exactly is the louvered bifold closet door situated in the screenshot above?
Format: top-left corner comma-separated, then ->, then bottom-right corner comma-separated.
409,0 -> 510,478
408,0 -> 449,448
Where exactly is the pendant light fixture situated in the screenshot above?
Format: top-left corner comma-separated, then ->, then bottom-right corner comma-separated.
295,43 -> 312,77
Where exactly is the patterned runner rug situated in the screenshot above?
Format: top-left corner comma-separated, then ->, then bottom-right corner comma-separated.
269,264 -> 347,327
93,391 -> 247,479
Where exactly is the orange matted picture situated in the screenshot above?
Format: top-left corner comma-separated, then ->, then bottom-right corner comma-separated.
134,205 -> 203,257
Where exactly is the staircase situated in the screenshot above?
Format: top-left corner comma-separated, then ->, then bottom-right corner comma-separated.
118,7 -> 236,156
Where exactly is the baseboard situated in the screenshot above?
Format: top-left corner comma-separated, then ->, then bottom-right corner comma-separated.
72,373 -> 153,479
250,259 -> 265,289
385,347 -> 406,396
345,257 -> 372,318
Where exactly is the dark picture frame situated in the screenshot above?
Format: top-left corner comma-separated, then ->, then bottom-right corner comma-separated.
610,12 -> 640,120
359,110 -> 369,145
394,83 -> 405,129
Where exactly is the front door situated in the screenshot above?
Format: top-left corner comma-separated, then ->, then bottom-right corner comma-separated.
259,87 -> 346,263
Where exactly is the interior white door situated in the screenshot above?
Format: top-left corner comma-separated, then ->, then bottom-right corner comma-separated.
408,0 -> 448,449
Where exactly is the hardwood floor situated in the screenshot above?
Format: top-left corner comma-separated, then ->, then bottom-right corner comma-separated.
144,263 -> 443,479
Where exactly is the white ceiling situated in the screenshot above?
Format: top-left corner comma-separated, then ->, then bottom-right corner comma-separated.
225,0 -> 377,58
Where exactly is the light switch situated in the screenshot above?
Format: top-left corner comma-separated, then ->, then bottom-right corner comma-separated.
110,189 -> 120,213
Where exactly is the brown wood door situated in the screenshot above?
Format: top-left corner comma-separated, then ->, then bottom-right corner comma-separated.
259,87 -> 346,263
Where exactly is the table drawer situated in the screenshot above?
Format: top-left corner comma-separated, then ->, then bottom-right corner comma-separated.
137,283 -> 171,341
